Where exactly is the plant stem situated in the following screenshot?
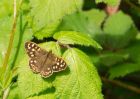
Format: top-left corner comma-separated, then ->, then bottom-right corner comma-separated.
2,82 -> 13,99
1,0 -> 23,99
2,87 -> 10,99
2,0 -> 23,72
102,77 -> 140,94
2,0 -> 17,71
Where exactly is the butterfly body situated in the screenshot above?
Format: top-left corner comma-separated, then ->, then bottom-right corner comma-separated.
25,42 -> 67,78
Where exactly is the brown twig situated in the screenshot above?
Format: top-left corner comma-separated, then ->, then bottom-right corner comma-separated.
57,41 -> 71,49
101,77 -> 140,94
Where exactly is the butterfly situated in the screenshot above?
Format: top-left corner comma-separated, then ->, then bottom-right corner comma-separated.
25,42 -> 67,78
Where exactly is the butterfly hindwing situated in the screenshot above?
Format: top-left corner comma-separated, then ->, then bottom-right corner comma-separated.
52,57 -> 67,72
29,58 -> 41,73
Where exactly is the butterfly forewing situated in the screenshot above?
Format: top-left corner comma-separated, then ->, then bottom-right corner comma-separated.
25,42 -> 47,73
25,42 -> 67,78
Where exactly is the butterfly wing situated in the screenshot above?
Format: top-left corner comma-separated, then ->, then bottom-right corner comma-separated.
25,42 -> 48,73
39,51 -> 55,78
41,51 -> 67,73
25,42 -> 46,58
52,57 -> 67,72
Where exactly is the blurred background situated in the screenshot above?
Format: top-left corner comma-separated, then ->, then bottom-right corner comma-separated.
80,0 -> 140,99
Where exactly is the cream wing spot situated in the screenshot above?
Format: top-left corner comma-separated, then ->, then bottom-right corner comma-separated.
60,64 -> 63,67
31,54 -> 34,57
30,52 -> 33,54
37,48 -> 41,51
63,62 -> 66,65
30,60 -> 33,63
28,47 -> 31,49
32,48 -> 35,51
56,62 -> 59,65
27,44 -> 31,49
53,66 -> 55,69
34,60 -> 37,63
60,60 -> 63,63
47,68 -> 50,70
31,44 -> 35,47
35,46 -> 38,49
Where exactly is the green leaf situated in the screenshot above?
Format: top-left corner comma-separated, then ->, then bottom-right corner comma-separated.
8,83 -> 22,99
18,42 -> 60,98
119,40 -> 140,63
53,31 -> 102,49
30,0 -> 83,39
109,63 -> 140,79
95,0 -> 120,6
53,48 -> 103,99
98,52 -> 129,66
33,21 -> 61,39
0,0 -> 13,18
27,94 -> 54,99
103,11 -> 137,49
58,9 -> 106,37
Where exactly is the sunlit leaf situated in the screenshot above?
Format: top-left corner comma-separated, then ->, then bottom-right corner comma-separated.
53,48 -> 103,99
53,31 -> 102,49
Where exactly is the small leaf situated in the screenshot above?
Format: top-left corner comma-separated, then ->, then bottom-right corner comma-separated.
103,11 -> 137,49
27,94 -> 54,99
124,40 -> 140,63
99,52 -> 129,66
109,63 -> 140,79
53,31 -> 102,49
53,48 -> 103,99
18,42 -> 60,98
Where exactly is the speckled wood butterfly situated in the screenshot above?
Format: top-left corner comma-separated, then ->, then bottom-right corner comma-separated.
25,42 -> 67,78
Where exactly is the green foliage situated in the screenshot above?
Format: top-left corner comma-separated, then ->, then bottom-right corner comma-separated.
95,0 -> 120,6
0,0 -> 13,18
123,40 -> 140,63
53,48 -> 103,99
98,52 -> 129,67
58,9 -> 106,37
103,11 -> 137,49
53,31 -> 102,49
30,0 -> 83,39
8,84 -> 22,99
109,63 -> 140,79
27,94 -> 54,99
